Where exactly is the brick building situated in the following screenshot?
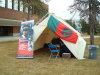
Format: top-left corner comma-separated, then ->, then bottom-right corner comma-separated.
0,0 -> 40,36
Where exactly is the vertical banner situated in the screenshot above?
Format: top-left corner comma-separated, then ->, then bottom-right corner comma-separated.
75,21 -> 82,33
16,20 -> 34,58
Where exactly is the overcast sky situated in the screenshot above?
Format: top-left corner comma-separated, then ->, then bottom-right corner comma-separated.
47,0 -> 80,20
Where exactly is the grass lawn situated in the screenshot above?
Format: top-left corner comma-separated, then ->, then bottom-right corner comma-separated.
0,38 -> 100,75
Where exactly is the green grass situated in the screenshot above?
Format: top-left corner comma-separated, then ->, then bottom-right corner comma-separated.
0,38 -> 100,75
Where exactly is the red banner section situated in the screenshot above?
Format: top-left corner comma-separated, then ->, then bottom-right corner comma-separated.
55,22 -> 78,44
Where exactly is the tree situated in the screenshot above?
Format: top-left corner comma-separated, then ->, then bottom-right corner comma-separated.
80,19 -> 90,34
70,0 -> 100,45
66,19 -> 76,28
80,19 -> 100,34
21,0 -> 48,18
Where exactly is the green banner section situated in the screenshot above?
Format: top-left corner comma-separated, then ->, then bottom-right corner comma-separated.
47,16 -> 60,32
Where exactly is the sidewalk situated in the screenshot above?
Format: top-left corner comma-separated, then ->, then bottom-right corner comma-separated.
0,36 -> 100,42
83,36 -> 100,38
0,36 -> 19,42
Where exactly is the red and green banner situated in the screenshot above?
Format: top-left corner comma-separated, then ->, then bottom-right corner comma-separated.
47,16 -> 78,44
16,20 -> 34,58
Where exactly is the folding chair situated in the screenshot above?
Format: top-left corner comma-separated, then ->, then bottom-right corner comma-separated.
48,44 -> 60,61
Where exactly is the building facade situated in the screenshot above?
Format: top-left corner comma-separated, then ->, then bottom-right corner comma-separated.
0,0 -> 39,36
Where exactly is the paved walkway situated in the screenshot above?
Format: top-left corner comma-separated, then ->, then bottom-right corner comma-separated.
83,36 -> 100,38
0,36 -> 19,42
0,36 -> 100,42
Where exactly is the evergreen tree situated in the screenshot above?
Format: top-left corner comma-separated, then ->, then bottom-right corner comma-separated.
70,0 -> 100,45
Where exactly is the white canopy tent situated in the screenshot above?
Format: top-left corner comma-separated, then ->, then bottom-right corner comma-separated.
33,14 -> 86,59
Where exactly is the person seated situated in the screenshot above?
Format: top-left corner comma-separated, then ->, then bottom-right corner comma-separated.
51,37 -> 74,58
58,39 -> 74,58
59,43 -> 71,57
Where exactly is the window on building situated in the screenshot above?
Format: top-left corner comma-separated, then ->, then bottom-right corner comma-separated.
30,6 -> 33,15
0,0 -> 5,7
20,1 -> 23,12
14,0 -> 18,10
25,7 -> 28,13
8,0 -> 12,9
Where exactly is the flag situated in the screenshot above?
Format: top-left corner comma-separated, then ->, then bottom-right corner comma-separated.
47,16 -> 78,44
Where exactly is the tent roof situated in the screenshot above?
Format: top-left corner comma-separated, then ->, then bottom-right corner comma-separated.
33,14 -> 86,59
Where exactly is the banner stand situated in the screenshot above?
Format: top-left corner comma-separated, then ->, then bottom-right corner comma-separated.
16,20 -> 34,59
16,55 -> 33,59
